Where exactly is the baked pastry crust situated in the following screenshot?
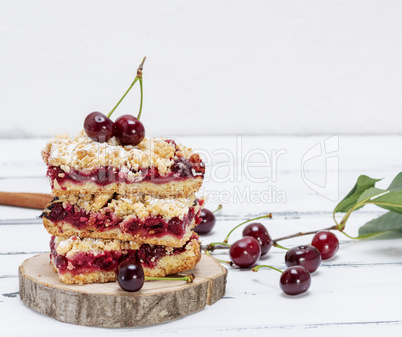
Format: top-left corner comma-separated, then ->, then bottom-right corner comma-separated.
50,266 -> 117,285
53,235 -> 142,255
49,177 -> 203,199
50,236 -> 201,284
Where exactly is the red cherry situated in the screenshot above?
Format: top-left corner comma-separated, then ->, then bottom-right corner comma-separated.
242,223 -> 272,256
229,236 -> 261,268
311,230 -> 339,260
285,245 -> 321,273
116,260 -> 145,292
84,111 -> 114,143
280,266 -> 311,296
194,209 -> 216,235
114,115 -> 145,146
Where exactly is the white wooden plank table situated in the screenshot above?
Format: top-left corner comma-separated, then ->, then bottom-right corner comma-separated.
1,135 -> 402,336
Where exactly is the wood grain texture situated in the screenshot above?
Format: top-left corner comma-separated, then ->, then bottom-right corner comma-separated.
18,253 -> 227,327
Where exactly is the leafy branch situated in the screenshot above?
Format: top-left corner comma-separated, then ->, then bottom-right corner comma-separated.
202,172 -> 402,255
333,172 -> 402,238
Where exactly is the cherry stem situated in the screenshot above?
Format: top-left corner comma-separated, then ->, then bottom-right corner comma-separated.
212,204 -> 223,213
137,77 -> 144,120
136,58 -> 146,120
339,230 -> 357,239
107,57 -> 146,119
205,241 -> 231,251
145,274 -> 195,283
272,225 -> 337,245
273,242 -> 289,250
223,213 -> 272,244
252,265 -> 283,274
204,249 -> 233,266
107,78 -> 138,118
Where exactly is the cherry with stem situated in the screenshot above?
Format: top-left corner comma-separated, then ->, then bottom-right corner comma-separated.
253,264 -> 311,296
202,214 -> 272,251
84,57 -> 146,144
117,260 -> 195,292
223,213 -> 272,244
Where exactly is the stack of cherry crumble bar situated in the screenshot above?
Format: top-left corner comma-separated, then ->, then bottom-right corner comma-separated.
40,131 -> 205,285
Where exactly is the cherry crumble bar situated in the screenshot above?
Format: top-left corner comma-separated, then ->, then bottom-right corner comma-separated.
50,234 -> 201,285
42,131 -> 205,198
41,193 -> 202,247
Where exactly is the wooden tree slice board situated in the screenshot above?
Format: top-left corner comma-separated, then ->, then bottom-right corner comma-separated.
19,253 -> 228,328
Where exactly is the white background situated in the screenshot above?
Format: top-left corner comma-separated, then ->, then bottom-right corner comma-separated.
1,0 -> 402,138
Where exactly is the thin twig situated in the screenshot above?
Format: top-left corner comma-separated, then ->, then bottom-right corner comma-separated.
272,225 -> 337,245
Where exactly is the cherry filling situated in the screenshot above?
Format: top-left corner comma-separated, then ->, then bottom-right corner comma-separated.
46,158 -> 204,188
122,207 -> 199,238
42,203 -> 201,239
43,203 -> 120,231
50,235 -> 195,275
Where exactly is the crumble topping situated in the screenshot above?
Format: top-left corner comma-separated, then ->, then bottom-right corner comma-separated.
42,131 -> 194,174
55,235 -> 141,257
54,235 -> 199,259
52,193 -> 198,221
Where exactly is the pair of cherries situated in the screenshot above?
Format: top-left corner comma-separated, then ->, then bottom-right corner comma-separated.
84,57 -> 146,146
84,112 -> 145,146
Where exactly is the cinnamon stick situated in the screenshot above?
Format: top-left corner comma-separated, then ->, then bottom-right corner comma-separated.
0,192 -> 53,210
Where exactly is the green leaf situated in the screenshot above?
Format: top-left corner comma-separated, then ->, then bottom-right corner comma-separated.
358,211 -> 402,238
334,175 -> 382,213
370,230 -> 402,240
356,187 -> 387,205
369,191 -> 402,213
387,172 -> 402,191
